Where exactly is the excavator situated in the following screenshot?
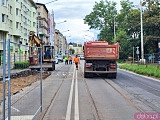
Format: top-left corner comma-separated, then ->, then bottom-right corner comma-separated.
28,31 -> 55,71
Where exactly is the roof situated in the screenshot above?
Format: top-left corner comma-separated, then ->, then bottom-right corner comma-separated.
36,3 -> 48,13
69,42 -> 73,45
30,0 -> 37,8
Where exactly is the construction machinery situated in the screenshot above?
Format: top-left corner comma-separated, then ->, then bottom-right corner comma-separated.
28,31 -> 55,71
83,41 -> 119,78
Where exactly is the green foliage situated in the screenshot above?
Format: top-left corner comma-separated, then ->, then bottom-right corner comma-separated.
14,61 -> 29,69
69,48 -> 75,54
84,0 -> 117,43
117,59 -> 126,63
84,0 -> 160,59
120,64 -> 160,78
115,29 -> 132,59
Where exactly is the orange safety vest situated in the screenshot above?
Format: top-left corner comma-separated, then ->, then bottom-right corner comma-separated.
74,57 -> 79,63
68,56 -> 72,60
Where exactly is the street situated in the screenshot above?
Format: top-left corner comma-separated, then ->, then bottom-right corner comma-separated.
4,60 -> 160,120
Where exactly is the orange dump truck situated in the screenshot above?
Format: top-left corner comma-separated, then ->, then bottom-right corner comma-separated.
83,41 -> 119,78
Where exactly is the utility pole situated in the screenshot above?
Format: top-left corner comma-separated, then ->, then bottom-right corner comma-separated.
140,0 -> 144,63
114,16 -> 116,39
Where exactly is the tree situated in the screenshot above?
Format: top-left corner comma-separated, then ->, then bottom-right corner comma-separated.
115,0 -> 136,59
84,0 -> 160,59
84,0 -> 117,43
141,0 -> 160,54
69,48 -> 75,55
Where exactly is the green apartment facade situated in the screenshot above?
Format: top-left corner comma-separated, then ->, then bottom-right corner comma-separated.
0,0 -> 37,65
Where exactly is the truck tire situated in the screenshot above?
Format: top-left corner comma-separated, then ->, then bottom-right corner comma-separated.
84,72 -> 89,78
108,73 -> 117,79
84,72 -> 93,78
112,73 -> 117,79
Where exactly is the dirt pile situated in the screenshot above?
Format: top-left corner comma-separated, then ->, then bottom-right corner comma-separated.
0,71 -> 51,101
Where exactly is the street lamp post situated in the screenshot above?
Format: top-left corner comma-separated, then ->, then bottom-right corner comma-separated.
114,16 -> 116,39
140,0 -> 145,63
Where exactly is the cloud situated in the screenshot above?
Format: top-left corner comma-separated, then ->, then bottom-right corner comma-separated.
35,0 -> 137,44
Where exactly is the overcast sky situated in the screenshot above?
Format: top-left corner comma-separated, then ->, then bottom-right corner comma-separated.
35,0 -> 138,44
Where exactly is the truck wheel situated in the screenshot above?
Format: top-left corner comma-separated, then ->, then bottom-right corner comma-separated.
84,72 -> 93,78
84,72 -> 88,78
108,73 -> 117,79
84,72 -> 91,78
112,73 -> 117,79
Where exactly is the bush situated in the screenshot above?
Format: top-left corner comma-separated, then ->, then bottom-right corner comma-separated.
119,63 -> 160,78
14,61 -> 29,69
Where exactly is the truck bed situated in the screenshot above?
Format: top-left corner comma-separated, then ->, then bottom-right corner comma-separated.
84,41 -> 119,59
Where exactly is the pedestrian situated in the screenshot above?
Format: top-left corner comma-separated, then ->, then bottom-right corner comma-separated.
64,56 -> 68,64
68,55 -> 72,64
73,55 -> 80,70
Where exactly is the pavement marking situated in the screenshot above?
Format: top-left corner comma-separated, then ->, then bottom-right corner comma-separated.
5,115 -> 34,120
65,66 -> 75,120
75,69 -> 79,120
11,106 -> 20,112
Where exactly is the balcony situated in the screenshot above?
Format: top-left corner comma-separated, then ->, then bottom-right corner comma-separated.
0,23 -> 9,32
12,29 -> 21,37
46,34 -> 50,38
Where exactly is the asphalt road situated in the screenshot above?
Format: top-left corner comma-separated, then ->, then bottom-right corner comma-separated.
2,61 -> 160,120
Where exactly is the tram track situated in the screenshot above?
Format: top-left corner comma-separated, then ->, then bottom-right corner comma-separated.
41,77 -> 64,120
116,70 -> 160,111
82,77 -> 101,120
103,76 -> 160,112
102,78 -> 143,112
1,64 -> 66,118
41,64 -> 73,120
82,73 -> 143,120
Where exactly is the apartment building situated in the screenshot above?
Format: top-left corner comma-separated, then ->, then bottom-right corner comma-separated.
0,0 -> 37,64
36,3 -> 50,45
54,29 -> 68,56
68,42 -> 83,55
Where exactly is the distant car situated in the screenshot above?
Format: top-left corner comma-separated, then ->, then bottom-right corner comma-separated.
54,57 -> 59,64
57,55 -> 63,62
80,55 -> 84,60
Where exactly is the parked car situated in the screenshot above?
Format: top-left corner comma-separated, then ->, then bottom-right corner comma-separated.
80,55 -> 84,60
54,57 -> 59,64
57,55 -> 63,62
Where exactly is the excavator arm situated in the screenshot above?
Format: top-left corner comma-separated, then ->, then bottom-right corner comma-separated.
29,31 -> 42,47
28,31 -> 42,65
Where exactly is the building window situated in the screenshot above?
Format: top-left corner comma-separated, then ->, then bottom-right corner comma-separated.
16,22 -> 18,29
33,22 -> 36,27
2,14 -> 5,22
16,8 -> 18,15
33,12 -> 35,17
21,26 -> 23,32
21,2 -> 22,8
38,12 -> 40,16
10,20 -> 12,28
2,0 -> 5,5
10,6 -> 12,14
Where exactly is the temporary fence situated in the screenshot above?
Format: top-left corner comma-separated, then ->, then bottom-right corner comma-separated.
144,53 -> 159,64
0,39 -> 43,120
